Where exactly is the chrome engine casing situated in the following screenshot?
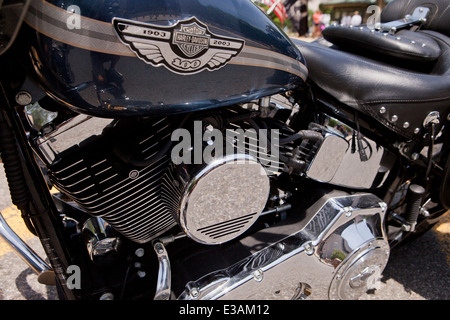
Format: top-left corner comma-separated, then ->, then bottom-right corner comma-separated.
29,108 -> 278,245
26,97 -> 392,299
37,115 -> 178,244
305,116 -> 391,189
176,192 -> 389,300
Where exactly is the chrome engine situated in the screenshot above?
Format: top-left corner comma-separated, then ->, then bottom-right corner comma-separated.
178,192 -> 390,300
41,115 -> 178,243
26,95 -> 392,299
31,103 -> 292,245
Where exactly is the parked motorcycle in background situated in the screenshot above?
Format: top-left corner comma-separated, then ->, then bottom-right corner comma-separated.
0,0 -> 448,300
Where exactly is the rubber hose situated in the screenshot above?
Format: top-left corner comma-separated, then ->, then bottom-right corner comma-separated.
0,121 -> 29,210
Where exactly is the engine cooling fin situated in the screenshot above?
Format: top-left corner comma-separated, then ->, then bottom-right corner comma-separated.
46,112 -> 292,245
49,118 -> 178,243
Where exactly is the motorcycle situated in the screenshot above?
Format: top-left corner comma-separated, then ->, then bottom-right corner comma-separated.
0,0 -> 448,300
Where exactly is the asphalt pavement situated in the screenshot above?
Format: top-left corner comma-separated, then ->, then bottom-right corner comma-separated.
0,163 -> 448,300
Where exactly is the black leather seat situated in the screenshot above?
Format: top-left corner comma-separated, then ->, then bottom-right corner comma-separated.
294,0 -> 450,143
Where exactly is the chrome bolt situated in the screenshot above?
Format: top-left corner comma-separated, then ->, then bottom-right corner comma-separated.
344,207 -> 352,217
411,153 -> 419,160
414,128 -> 420,134
15,91 -> 32,106
391,115 -> 398,122
137,270 -> 146,278
189,287 -> 200,299
379,106 -> 386,114
420,208 -> 430,217
304,243 -> 314,256
135,248 -> 145,257
129,170 -> 139,179
154,242 -> 164,254
403,122 -> 410,128
253,269 -> 264,282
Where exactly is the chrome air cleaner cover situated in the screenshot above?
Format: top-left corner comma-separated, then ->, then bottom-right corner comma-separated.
163,154 -> 270,245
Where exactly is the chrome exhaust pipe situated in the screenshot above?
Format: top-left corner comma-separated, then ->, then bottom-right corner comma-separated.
0,210 -> 54,285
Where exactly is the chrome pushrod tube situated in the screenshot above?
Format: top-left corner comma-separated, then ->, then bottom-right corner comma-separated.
0,210 -> 52,279
153,241 -> 171,300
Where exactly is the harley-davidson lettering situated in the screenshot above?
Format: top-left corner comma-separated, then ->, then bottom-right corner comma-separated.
113,17 -> 245,74
173,22 -> 210,57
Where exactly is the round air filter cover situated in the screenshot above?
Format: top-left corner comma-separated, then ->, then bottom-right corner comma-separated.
177,154 -> 270,245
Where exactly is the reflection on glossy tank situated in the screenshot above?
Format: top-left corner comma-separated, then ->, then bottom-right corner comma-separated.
24,0 -> 308,117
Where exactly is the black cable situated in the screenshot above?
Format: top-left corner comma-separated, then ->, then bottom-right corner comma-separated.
425,123 -> 436,180
118,262 -> 132,300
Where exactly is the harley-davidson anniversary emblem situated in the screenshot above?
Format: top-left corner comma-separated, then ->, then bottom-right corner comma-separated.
113,17 -> 245,74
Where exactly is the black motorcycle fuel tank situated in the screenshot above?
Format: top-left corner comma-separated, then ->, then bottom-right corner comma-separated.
23,0 -> 308,117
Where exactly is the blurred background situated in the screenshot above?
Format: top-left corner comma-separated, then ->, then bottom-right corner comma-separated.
252,0 -> 392,39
